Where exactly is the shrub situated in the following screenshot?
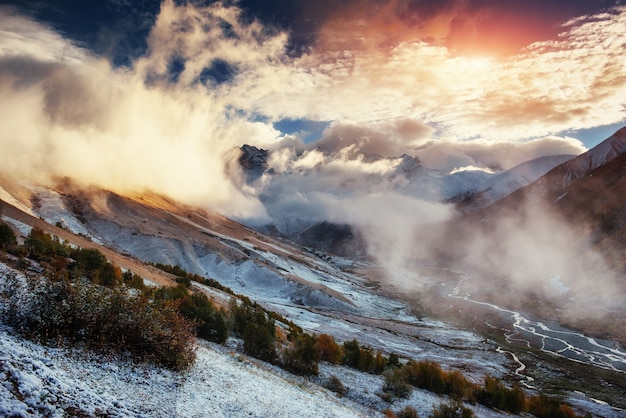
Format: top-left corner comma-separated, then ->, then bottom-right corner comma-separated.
155,284 -> 228,344
387,352 -> 401,369
383,367 -> 412,399
405,360 -> 446,394
445,370 -> 475,401
474,375 -> 526,413
230,299 -> 277,363
324,375 -> 346,396
527,395 -> 580,418
25,228 -> 71,260
70,248 -> 120,287
3,274 -> 196,371
429,401 -> 475,418
0,222 -> 17,250
397,405 -> 419,418
282,333 -> 320,375
179,292 -> 228,344
315,333 -> 342,364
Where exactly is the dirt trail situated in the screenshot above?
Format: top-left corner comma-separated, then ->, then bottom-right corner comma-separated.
1,199 -> 176,287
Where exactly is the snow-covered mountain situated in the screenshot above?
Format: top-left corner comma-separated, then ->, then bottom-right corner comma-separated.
452,154 -> 575,211
237,145 -> 571,240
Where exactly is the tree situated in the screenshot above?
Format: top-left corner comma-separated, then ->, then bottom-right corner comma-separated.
341,339 -> 362,368
314,333 -> 342,364
283,333 -> 320,375
230,300 -> 277,363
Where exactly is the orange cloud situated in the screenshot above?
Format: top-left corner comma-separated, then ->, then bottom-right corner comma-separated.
310,0 -> 622,58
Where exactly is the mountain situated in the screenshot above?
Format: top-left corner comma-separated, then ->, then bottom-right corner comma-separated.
238,144 -> 269,183
533,126 -> 626,194
444,128 -> 626,339
452,154 -> 575,211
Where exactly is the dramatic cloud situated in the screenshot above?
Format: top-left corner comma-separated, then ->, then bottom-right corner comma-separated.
229,4 -> 626,142
0,3 -> 284,220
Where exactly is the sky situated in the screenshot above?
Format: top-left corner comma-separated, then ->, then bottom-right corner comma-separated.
1,0 -> 626,217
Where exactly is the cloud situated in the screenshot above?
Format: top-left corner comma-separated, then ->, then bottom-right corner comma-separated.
414,135 -> 586,172
0,3 -> 284,221
227,4 -> 626,143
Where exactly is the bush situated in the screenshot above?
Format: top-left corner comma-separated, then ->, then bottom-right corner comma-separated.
341,339 -> 362,368
0,222 -> 17,250
405,360 -> 446,394
282,333 -> 320,375
315,333 -> 342,364
155,284 -> 229,344
527,395 -> 580,418
25,228 -> 71,260
474,375 -> 526,413
3,274 -> 196,371
230,299 -> 277,363
70,248 -> 120,287
397,405 -> 419,418
324,375 -> 346,396
383,367 -> 412,399
429,401 -> 475,418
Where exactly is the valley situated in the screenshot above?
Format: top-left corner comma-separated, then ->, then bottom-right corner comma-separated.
2,176 -> 626,416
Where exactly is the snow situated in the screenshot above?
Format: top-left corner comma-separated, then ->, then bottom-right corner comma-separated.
29,187 -> 102,243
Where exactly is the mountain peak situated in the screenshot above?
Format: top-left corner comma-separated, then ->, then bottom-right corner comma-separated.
239,145 -> 269,183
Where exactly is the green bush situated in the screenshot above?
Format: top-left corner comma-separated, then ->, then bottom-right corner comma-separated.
383,367 -> 412,399
282,333 -> 320,375
25,228 -> 71,260
230,299 -> 277,363
155,284 -> 229,344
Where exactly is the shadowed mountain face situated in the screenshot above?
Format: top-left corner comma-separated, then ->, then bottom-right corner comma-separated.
298,221 -> 367,257
471,127 -> 626,266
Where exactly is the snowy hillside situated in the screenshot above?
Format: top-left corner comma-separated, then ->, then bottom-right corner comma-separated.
455,154 -> 575,210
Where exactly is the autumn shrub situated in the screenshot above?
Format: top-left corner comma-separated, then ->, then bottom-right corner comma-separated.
315,333 -> 342,364
527,395 -> 580,418
3,274 -> 196,371
405,360 -> 446,394
397,405 -> 419,418
474,375 -> 526,414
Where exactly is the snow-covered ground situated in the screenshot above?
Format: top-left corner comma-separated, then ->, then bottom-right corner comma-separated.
0,260 -> 497,418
